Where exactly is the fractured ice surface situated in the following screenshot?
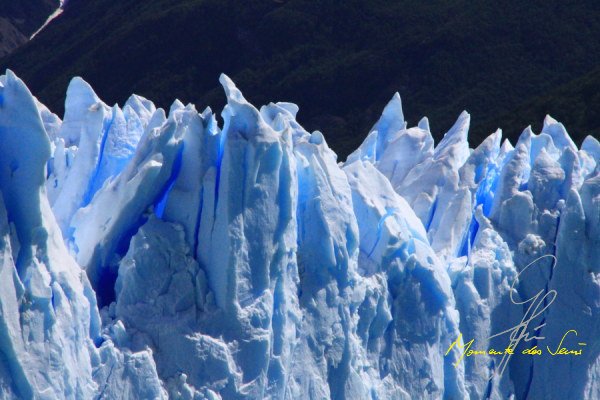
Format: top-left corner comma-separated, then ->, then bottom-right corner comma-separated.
0,70 -> 163,400
0,69 -> 598,399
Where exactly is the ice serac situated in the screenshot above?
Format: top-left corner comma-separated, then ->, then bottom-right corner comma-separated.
111,74 -> 304,399
346,92 -> 407,165
0,70 -> 167,400
124,94 -> 157,128
343,159 -> 466,399
293,129 -> 370,399
526,178 -> 600,399
194,74 -> 302,398
358,101 -> 473,262
160,104 -> 220,251
450,207 -> 521,399
35,98 -> 62,141
113,216 -> 217,399
542,115 -> 577,153
86,104 -> 144,200
48,77 -> 110,234
344,93 -> 600,399
0,70 -> 99,399
395,110 -> 471,256
70,109 -> 182,304
48,81 -> 155,240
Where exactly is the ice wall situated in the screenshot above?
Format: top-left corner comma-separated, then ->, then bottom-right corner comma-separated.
0,69 -> 598,399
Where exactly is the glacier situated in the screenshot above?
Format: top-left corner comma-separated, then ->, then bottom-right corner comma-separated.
0,68 -> 598,399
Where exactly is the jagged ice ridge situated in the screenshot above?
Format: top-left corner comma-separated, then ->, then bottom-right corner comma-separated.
0,69 -> 598,399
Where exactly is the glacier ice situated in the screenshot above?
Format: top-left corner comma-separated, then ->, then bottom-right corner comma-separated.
0,68 -> 598,399
0,70 -> 163,400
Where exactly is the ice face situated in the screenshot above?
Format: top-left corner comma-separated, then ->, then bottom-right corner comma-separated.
71,110 -> 182,305
0,70 -> 162,400
340,91 -> 599,399
48,77 -> 111,235
343,159 -> 467,399
0,69 -> 598,399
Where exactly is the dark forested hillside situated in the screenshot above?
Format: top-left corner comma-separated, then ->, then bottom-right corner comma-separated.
3,0 -> 600,157
0,0 -> 59,57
